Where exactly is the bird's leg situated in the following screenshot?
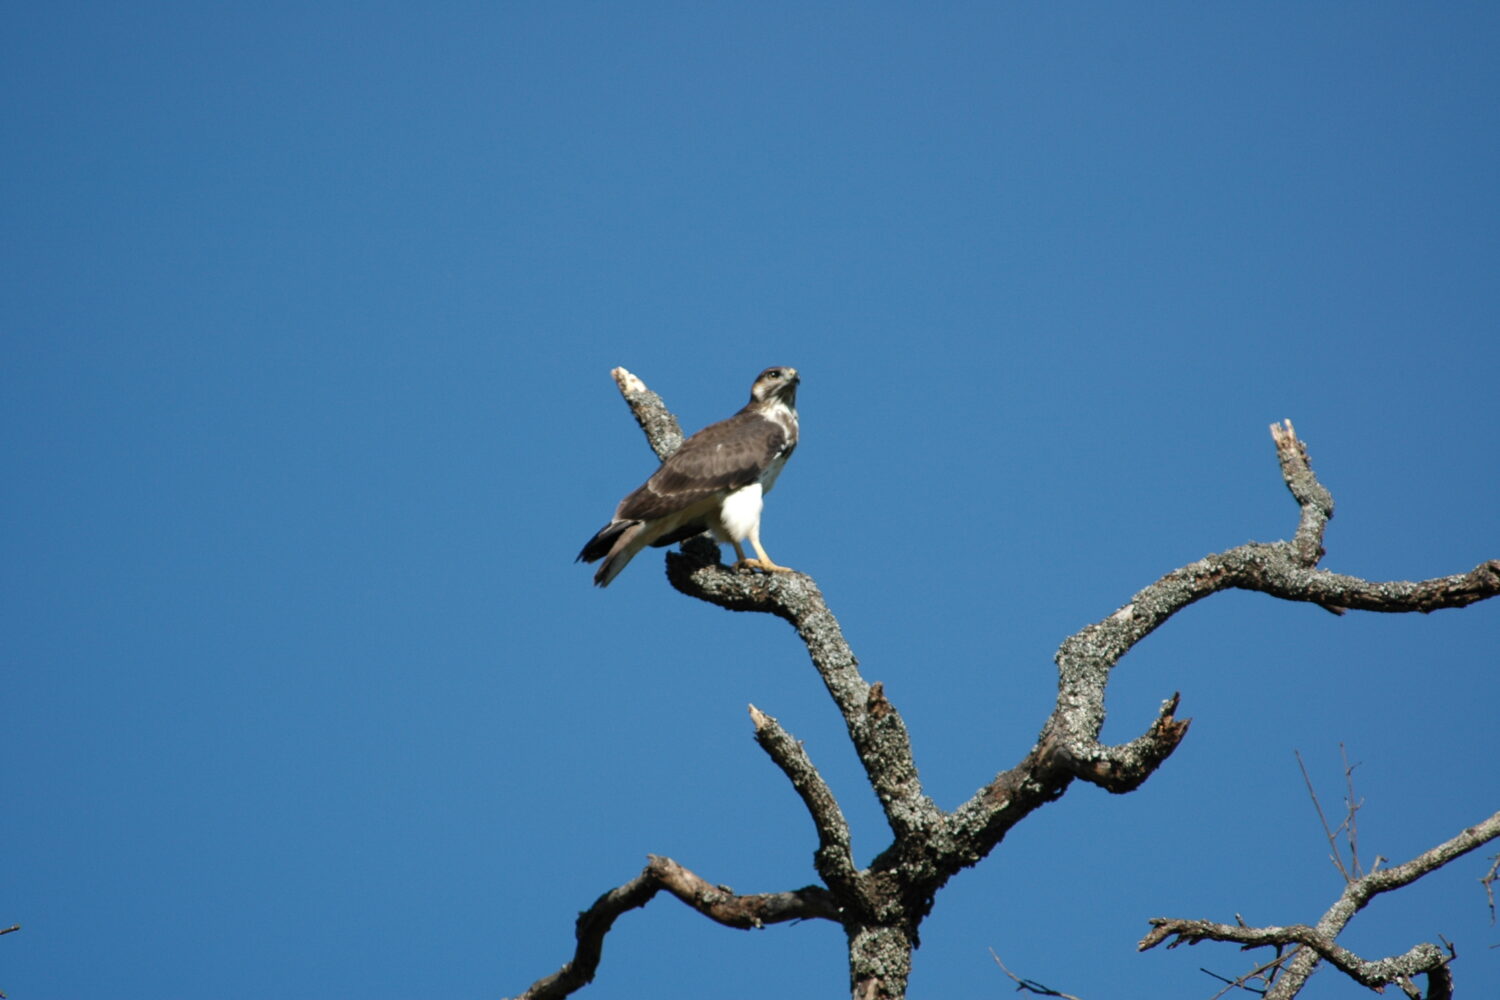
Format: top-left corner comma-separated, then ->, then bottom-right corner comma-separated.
735,524 -> 794,574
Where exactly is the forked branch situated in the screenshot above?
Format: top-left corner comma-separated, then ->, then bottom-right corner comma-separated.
954,421 -> 1496,845
514,855 -> 839,1000
1141,809 -> 1500,999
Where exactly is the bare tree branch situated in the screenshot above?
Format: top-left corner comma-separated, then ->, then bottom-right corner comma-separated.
1141,809 -> 1500,999
666,548 -> 942,846
952,421 -> 1496,858
1270,419 -> 1333,565
608,367 -> 683,461
749,703 -> 859,894
1142,917 -> 1451,998
512,867 -> 658,1000
1054,691 -> 1192,795
1200,950 -> 1293,1000
1245,558 -> 1500,613
515,372 -> 1500,1000
990,949 -> 1086,999
511,855 -> 839,1000
1295,748 -> 1352,883
648,854 -> 841,927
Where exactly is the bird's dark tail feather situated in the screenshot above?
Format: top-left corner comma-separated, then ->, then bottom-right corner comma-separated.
649,523 -> 708,549
577,521 -> 631,564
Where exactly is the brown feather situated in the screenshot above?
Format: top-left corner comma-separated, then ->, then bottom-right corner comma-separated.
617,412 -> 788,522
578,366 -> 799,587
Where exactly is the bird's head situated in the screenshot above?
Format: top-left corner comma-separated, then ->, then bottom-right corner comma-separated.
750,366 -> 799,408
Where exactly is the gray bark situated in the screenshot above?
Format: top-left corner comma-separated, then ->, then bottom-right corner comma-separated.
508,380 -> 1499,1000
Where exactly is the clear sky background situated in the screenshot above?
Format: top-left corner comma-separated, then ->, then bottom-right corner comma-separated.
6,5 -> 1498,999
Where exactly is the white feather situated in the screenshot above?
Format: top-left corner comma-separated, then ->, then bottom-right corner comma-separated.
715,482 -> 764,544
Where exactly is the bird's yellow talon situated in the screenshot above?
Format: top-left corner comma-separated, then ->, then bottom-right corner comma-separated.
735,558 -> 795,575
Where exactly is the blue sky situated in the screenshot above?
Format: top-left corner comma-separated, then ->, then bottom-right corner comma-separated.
6,5 -> 1498,998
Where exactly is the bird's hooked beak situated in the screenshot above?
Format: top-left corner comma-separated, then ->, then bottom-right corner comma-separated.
777,367 -> 800,404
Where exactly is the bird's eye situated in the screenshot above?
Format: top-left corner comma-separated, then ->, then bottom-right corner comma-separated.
768,370 -> 781,378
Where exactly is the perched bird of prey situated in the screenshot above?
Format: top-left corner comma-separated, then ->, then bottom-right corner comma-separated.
578,366 -> 800,587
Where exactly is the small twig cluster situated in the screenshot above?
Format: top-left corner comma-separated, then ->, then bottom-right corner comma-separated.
1482,855 -> 1500,927
1295,744 -> 1371,883
1141,809 -> 1500,999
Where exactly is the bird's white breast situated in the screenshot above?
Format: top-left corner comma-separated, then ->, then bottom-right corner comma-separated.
717,482 -> 764,543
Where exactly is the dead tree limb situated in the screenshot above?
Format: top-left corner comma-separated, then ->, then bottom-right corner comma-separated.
749,703 -> 860,895
1141,809 -> 1500,999
515,855 -> 839,1000
509,376 -> 1499,1000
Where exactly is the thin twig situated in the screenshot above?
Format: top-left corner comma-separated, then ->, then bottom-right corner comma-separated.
1294,749 -> 1350,883
1482,854 -> 1500,925
990,950 -> 1086,1000
1199,964 -> 1267,997
1200,950 -> 1291,999
1339,744 -> 1364,878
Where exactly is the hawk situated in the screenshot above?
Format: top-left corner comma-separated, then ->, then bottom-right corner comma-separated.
578,366 -> 800,587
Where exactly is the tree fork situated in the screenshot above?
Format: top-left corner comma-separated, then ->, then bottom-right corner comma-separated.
507,375 -> 1499,1000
